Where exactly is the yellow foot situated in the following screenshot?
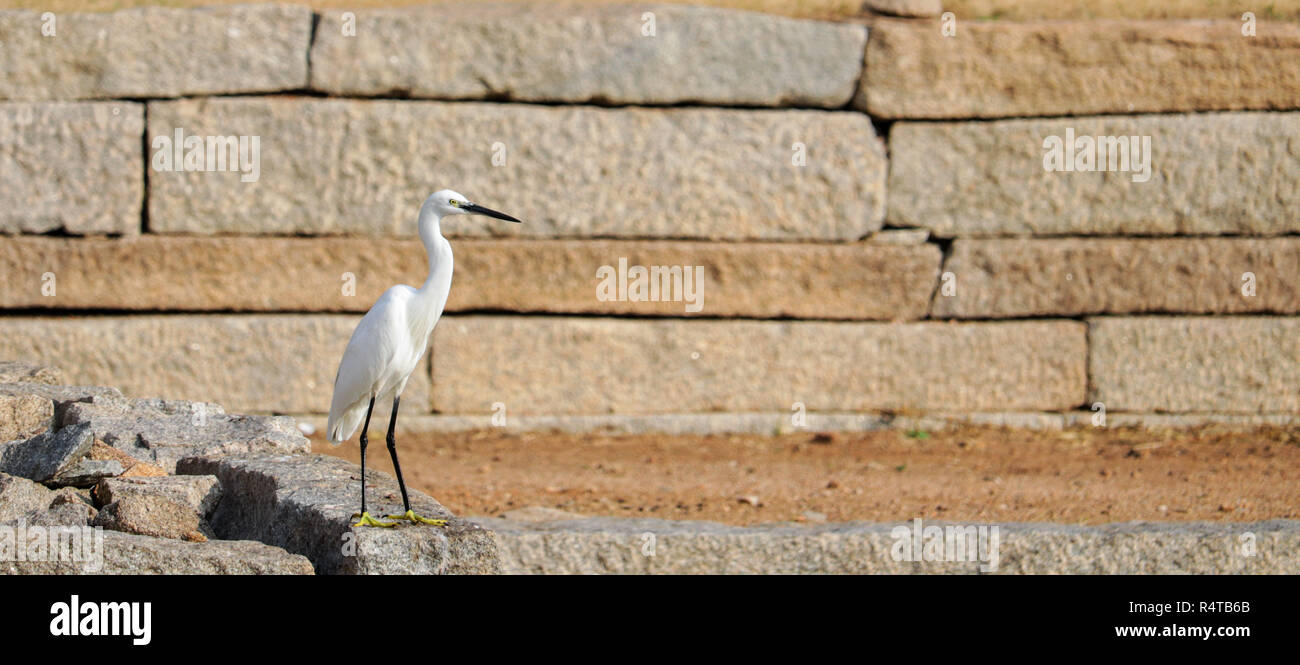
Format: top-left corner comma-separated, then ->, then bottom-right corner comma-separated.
351,511 -> 397,528
385,509 -> 449,526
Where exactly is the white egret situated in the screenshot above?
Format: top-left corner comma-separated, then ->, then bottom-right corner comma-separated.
326,189 -> 521,527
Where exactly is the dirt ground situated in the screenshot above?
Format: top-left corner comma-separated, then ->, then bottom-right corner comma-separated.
311,425 -> 1300,525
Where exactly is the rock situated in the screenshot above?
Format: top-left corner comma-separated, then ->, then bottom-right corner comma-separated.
0,102 -> 143,235
0,530 -> 315,574
0,422 -> 93,482
48,459 -> 124,489
93,494 -> 205,541
48,486 -> 94,508
860,19 -> 1300,118
934,238 -> 1300,318
86,441 -> 167,478
1090,317 -> 1300,413
888,113 -> 1300,237
61,398 -> 310,471
97,475 -> 222,518
0,237 -> 938,321
146,98 -> 887,241
861,0 -> 943,17
0,315 -> 422,417
0,361 -> 61,385
0,394 -> 54,443
0,6 -> 312,100
0,383 -> 126,424
0,472 -> 54,522
432,317 -> 1087,414
310,5 -> 866,107
178,453 -> 499,575
24,501 -> 96,527
500,506 -> 588,522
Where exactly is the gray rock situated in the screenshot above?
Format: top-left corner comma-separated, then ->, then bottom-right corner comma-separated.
0,393 -> 54,443
0,383 -> 126,424
310,4 -> 866,107
93,494 -> 205,541
0,472 -> 54,522
97,475 -> 222,518
63,399 -> 309,472
0,422 -> 93,482
48,486 -> 94,508
24,501 -> 96,527
0,6 -> 312,100
0,361 -> 62,385
146,98 -> 886,241
889,113 -> 1300,237
0,102 -> 143,235
49,459 -> 124,489
0,530 -> 315,575
476,517 -> 1300,574
178,453 -> 499,575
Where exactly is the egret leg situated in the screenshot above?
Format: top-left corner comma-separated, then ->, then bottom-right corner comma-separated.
353,396 -> 395,528
383,396 -> 448,526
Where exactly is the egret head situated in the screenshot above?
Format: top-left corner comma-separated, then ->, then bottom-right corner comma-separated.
425,189 -> 522,223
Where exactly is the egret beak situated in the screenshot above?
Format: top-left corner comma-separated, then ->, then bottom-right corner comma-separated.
463,202 -> 522,223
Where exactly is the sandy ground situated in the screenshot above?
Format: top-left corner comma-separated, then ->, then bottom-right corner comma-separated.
311,425 -> 1300,525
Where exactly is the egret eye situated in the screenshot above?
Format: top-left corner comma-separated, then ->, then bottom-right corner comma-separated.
449,200 -> 460,207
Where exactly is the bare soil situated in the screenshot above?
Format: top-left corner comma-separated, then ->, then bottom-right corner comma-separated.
311,425 -> 1300,525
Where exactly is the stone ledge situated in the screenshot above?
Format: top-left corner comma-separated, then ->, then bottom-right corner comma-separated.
177,453 -> 499,575
861,19 -> 1300,119
0,5 -> 311,100
309,4 -> 866,107
476,517 -> 1300,574
0,529 -> 314,574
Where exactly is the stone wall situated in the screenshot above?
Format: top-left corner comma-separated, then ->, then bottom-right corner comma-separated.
2,4 -> 1298,426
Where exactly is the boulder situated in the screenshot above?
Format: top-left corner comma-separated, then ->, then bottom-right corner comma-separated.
0,472 -> 54,522
0,531 -> 315,575
49,459 -> 125,489
0,393 -> 54,443
93,494 -> 206,542
97,475 -> 222,518
0,361 -> 62,385
0,422 -> 94,482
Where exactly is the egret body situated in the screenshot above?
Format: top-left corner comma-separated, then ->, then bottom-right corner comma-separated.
326,189 -> 521,527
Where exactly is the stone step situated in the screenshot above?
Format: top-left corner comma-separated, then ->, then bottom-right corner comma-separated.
0,236 -> 938,320
146,98 -> 886,240
861,19 -> 1300,119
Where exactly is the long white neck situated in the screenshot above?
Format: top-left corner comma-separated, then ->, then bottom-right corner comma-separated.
414,200 -> 454,319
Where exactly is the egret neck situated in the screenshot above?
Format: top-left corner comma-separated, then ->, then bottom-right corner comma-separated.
414,197 -> 454,341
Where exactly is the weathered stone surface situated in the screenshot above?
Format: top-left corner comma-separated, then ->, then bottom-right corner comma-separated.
0,422 -> 92,482
479,517 -> 1300,574
147,98 -> 886,240
0,6 -> 311,100
1090,317 -> 1300,413
433,317 -> 1086,414
934,238 -> 1300,318
0,394 -> 53,443
0,472 -> 54,522
0,102 -> 143,235
93,494 -> 205,541
23,501 -> 96,527
97,475 -> 222,518
0,237 -> 941,320
861,0 -> 942,17
0,530 -> 315,574
310,4 -> 865,107
178,453 -> 499,575
0,383 -> 125,424
0,361 -> 61,385
860,19 -> 1300,119
889,113 -> 1300,236
49,459 -> 123,489
0,315 -> 426,415
63,399 -> 309,472
86,441 -> 167,478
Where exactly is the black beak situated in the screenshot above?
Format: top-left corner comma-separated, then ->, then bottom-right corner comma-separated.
463,203 -> 522,223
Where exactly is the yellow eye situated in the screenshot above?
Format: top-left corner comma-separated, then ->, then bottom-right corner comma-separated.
449,200 -> 460,207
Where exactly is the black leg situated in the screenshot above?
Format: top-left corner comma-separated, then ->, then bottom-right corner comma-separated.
358,395 -> 376,516
386,396 -> 412,513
